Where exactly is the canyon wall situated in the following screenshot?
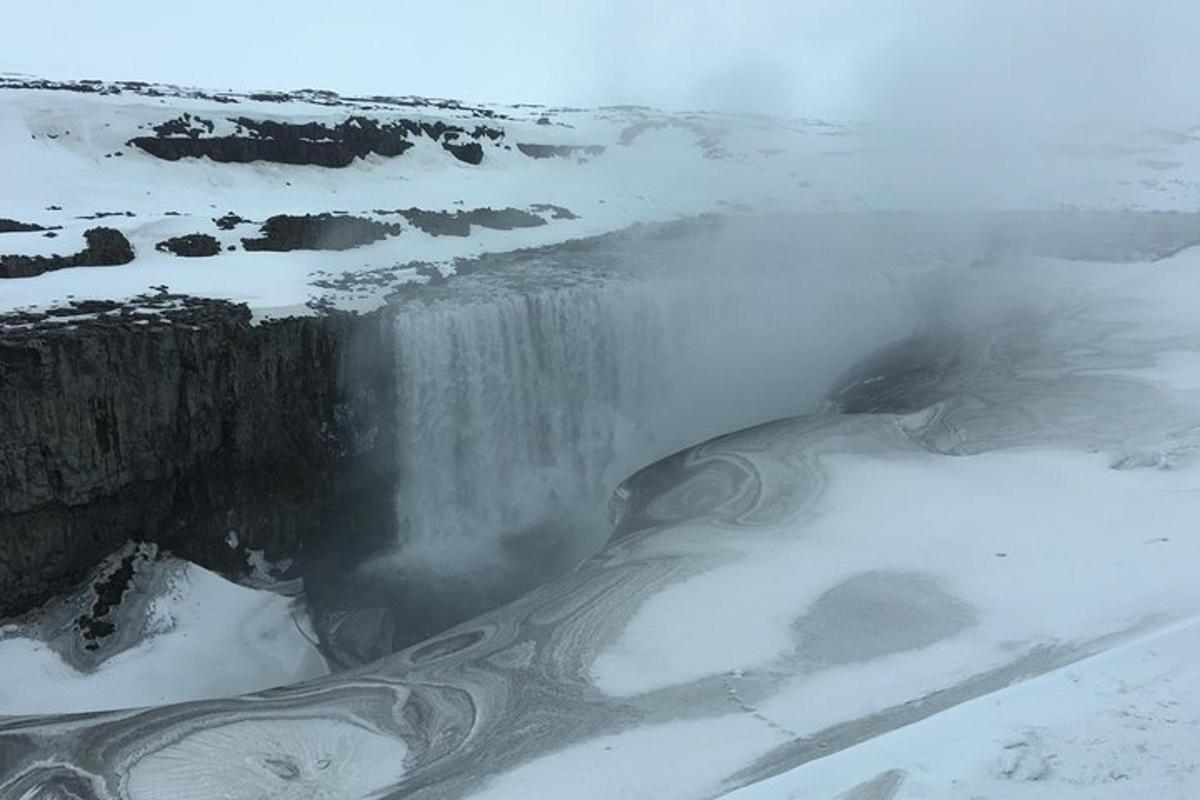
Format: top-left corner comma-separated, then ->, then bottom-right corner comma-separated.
0,302 -> 396,616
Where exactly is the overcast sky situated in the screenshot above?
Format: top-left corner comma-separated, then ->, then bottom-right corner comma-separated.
3,1 -> 1197,123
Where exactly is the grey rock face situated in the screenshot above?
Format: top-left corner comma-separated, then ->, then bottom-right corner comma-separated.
0,301 -> 397,617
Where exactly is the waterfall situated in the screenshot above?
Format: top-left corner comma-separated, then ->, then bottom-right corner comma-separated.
378,239 -> 916,604
390,275 -> 664,580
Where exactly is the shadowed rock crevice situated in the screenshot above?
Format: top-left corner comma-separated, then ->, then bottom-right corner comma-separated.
0,227 -> 134,279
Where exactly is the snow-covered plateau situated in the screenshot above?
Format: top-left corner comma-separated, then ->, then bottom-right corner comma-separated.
1,75 -> 1199,317
1,77 -> 1199,799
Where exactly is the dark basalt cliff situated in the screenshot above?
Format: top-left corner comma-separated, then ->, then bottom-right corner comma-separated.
0,300 -> 398,617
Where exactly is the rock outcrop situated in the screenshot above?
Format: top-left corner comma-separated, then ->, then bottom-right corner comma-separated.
241,214 -> 401,251
128,115 -> 505,168
0,218 -> 56,234
0,227 -> 134,279
155,233 -> 222,257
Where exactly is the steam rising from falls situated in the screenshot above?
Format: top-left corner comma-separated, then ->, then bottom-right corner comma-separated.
373,222 -> 924,621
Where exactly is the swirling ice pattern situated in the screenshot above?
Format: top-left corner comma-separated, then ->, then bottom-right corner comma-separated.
0,412 -> 911,798
5,244 -> 1200,798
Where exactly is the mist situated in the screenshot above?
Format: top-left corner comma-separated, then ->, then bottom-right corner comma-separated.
6,1 -> 1198,125
329,215 -> 977,652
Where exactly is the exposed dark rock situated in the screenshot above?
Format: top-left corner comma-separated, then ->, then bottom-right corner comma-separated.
74,228 -> 135,266
461,207 -> 547,231
156,233 -> 222,257
381,207 -> 546,237
131,116 -> 417,167
151,114 -> 214,137
0,219 -> 57,234
517,143 -> 606,159
241,214 -> 401,251
126,105 -> 510,167
442,141 -> 484,164
0,298 -> 397,618
76,548 -> 140,646
420,121 -> 452,140
1,227 -> 135,279
384,209 -> 462,237
213,212 -> 249,230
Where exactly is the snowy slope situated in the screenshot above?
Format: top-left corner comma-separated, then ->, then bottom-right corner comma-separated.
2,76 -> 1199,318
723,618 -> 1200,800
0,550 -> 327,714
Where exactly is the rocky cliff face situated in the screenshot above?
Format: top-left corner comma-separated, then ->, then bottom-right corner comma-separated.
0,300 -> 397,617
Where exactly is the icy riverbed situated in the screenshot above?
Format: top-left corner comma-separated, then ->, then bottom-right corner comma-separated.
724,617 -> 1200,800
